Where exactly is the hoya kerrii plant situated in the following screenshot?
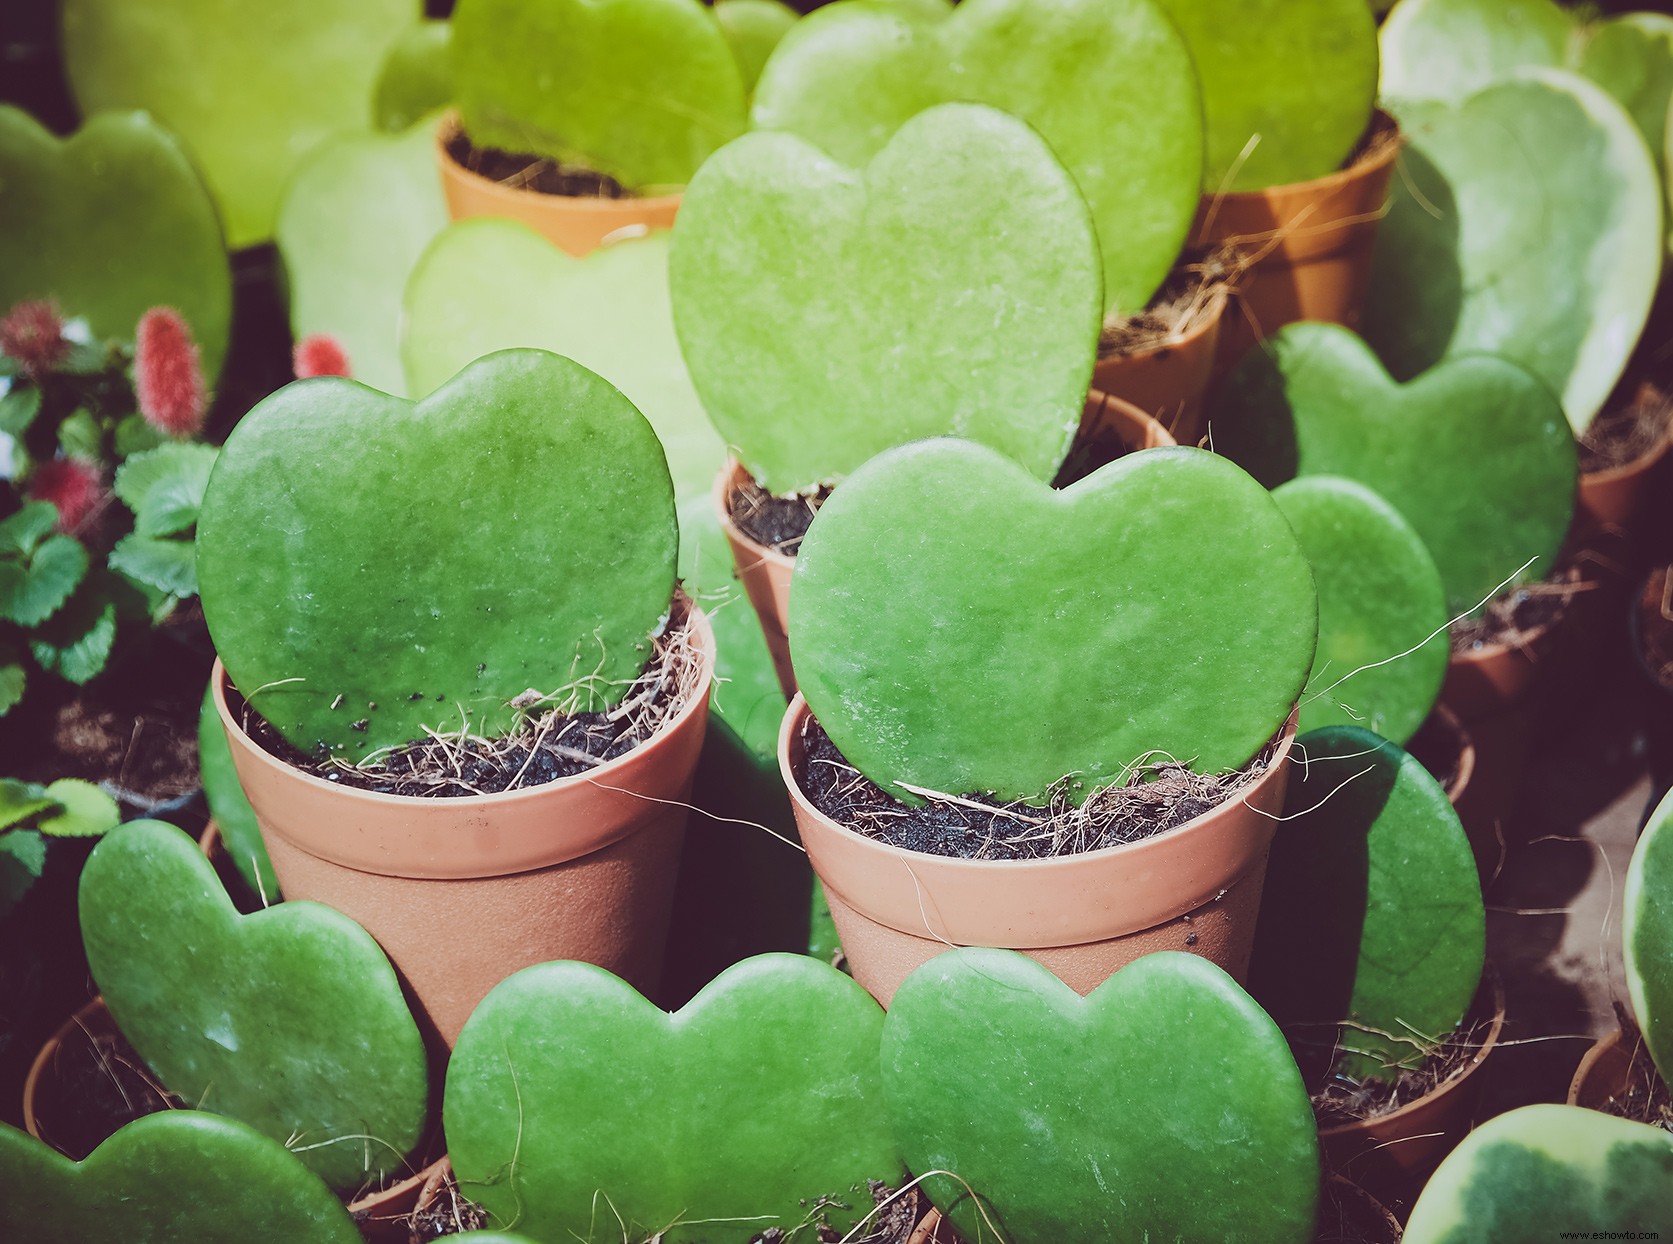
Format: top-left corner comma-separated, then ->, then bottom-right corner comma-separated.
1,301 -> 222,718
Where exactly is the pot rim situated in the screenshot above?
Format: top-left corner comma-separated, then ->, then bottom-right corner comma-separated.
211,604 -> 716,814
1580,412 -> 1673,488
714,457 -> 798,570
1095,275 -> 1231,357
433,109 -> 684,211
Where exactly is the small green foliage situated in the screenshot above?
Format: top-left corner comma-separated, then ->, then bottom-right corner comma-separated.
35,778 -> 121,838
450,0 -> 747,189
444,955 -> 901,1242
0,1112 -> 363,1242
81,820 -> 429,1192
1403,1105 -> 1673,1243
28,587 -> 118,685
0,776 -> 118,917
196,348 -> 678,757
0,386 -> 41,435
791,440 -> 1317,803
670,103 -> 1102,493
0,514 -> 88,627
882,949 -> 1320,1242
1248,726 -> 1484,1083
374,20 -> 453,133
1625,786 -> 1673,1082
1212,322 -> 1577,615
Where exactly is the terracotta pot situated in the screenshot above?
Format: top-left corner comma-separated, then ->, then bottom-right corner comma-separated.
22,998 -> 447,1242
1192,110 -> 1401,373
1317,971 -> 1506,1200
715,458 -> 799,700
209,611 -> 714,1048
1577,416 -> 1673,538
781,696 -> 1298,1007
434,111 -> 681,257
1441,608 -> 1565,723
1567,1027 -> 1667,1115
1091,280 -> 1228,447
1057,389 -> 1181,486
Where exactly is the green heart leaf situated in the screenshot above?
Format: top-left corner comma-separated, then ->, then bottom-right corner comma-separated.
451,0 -> 747,189
0,828 -> 46,916
882,949 -> 1320,1242
0,1112 -> 362,1242
671,103 -> 1102,493
29,586 -> 117,685
1362,73 -> 1663,432
0,535 -> 88,627
80,820 -> 429,1192
197,349 -> 678,757
1211,322 -> 1577,616
374,21 -> 454,133
278,121 -> 450,397
1626,785 -> 1673,1083
36,778 -> 120,838
1248,726 -> 1483,1082
114,443 -> 219,538
1153,0 -> 1377,191
1272,476 -> 1448,745
197,682 -> 280,903
791,439 -> 1316,802
0,108 -> 230,380
749,0 -> 1203,314
109,535 -> 198,599
444,955 -> 901,1243
61,0 -> 415,249
716,0 -> 798,96
1403,1105 -> 1673,1243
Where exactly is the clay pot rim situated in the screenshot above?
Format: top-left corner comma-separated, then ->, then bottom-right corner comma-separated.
1096,275 -> 1231,358
1567,1026 -> 1631,1105
434,109 -> 684,214
1417,701 -> 1477,807
21,995 -> 447,1216
1206,108 -> 1403,208
1580,411 -> 1673,488
1082,388 -> 1181,448
780,692 -> 1298,878
715,457 -> 799,571
1448,590 -> 1571,666
210,604 -> 716,814
1316,966 -> 1507,1142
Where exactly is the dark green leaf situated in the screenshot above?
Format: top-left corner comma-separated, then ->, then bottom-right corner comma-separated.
0,535 -> 88,626
56,409 -> 101,460
114,413 -> 165,458
0,502 -> 59,558
113,442 -> 217,537
109,533 -> 196,597
30,589 -> 117,684
0,828 -> 47,917
0,385 -> 41,435
0,779 -> 54,831
0,655 -> 22,715
57,340 -> 112,375
37,778 -> 119,837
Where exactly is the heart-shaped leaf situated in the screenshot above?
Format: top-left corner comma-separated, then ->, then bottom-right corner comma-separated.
716,0 -> 798,97
749,0 -> 1202,314
0,1112 -> 362,1242
1211,322 -> 1577,615
1362,72 -> 1663,432
374,21 -> 454,133
0,108 -> 230,381
882,949 -> 1319,1242
1403,1105 -> 1673,1243
61,0 -> 415,248
671,103 -> 1103,494
1626,785 -> 1673,1083
1152,0 -> 1378,191
80,820 -> 429,1192
1273,477 -> 1448,744
196,348 -> 678,757
791,439 -> 1316,802
197,682 -> 280,903
444,954 -> 901,1243
451,0 -> 747,189
277,121 -> 450,397
1248,726 -> 1483,1082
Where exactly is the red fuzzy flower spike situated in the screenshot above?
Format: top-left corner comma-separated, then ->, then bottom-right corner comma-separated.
0,300 -> 69,379
28,459 -> 105,534
134,307 -> 207,437
293,334 -> 353,380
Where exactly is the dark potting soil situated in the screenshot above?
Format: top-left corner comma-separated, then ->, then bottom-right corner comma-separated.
400,1166 -> 489,1241
232,605 -> 702,799
1405,710 -> 1466,799
729,470 -> 833,556
797,714 -> 1275,862
1449,565 -> 1583,656
1590,1018 -> 1673,1135
445,129 -> 630,199
1097,245 -> 1237,360
1636,565 -> 1673,692
1579,380 -> 1673,474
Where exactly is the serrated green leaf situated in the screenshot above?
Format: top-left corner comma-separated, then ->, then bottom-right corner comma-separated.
113,442 -> 217,537
30,589 -> 116,684
0,502 -> 59,558
0,828 -> 47,917
0,386 -> 41,435
37,778 -> 119,837
113,413 -> 164,457
0,779 -> 54,831
0,657 -> 22,715
57,409 -> 100,460
0,535 -> 88,626
109,533 -> 196,597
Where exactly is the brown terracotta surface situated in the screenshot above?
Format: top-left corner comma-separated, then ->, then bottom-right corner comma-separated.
1092,284 -> 1227,447
1192,110 -> 1401,373
715,458 -> 798,699
1442,612 -> 1565,724
782,696 -> 1296,1007
435,112 -> 680,257
210,612 -> 714,1047
1578,426 -> 1673,536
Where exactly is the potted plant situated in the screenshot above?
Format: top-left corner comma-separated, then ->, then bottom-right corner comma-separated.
747,0 -> 1227,436
1246,725 -> 1498,1204
441,0 -> 749,255
195,347 -> 714,1046
780,436 -> 1317,1004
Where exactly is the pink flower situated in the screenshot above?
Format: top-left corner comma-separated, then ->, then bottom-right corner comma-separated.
292,334 -> 352,379
134,307 -> 207,437
28,458 -> 106,534
0,300 -> 69,379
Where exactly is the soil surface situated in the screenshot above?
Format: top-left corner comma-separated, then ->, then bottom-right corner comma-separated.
1579,380 -> 1673,474
797,714 -> 1275,861
729,471 -> 832,556
1097,247 -> 1235,360
445,129 -> 629,199
1450,566 -> 1583,655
